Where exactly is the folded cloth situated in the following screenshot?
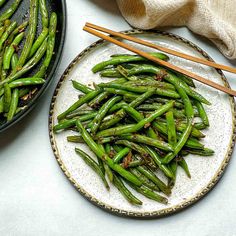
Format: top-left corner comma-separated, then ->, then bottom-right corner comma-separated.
116,0 -> 236,59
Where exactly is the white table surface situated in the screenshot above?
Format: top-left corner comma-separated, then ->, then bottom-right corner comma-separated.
1,1 -> 236,235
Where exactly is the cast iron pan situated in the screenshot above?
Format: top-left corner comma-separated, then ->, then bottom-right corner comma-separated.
0,0 -> 66,132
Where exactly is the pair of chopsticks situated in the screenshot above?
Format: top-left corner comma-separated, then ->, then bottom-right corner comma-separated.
83,22 -> 236,96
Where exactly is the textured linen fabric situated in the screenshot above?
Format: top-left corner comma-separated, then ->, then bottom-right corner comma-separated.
116,0 -> 236,59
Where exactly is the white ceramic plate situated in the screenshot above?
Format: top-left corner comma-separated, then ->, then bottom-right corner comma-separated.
49,30 -> 236,217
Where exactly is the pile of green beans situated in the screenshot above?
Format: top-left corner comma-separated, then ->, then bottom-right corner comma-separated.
54,52 -> 214,205
0,0 -> 57,123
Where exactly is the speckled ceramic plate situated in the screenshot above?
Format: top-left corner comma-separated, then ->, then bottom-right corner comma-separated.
49,30 -> 236,218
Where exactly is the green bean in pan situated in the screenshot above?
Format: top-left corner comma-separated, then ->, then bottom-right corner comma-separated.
0,38 -> 48,86
3,32 -> 24,70
0,0 -> 23,22
75,147 -> 110,190
92,52 -> 169,73
7,88 -> 18,121
34,12 -> 57,78
113,174 -> 142,205
29,27 -> 48,58
13,0 -> 38,71
9,77 -> 45,88
0,21 -> 17,51
76,120 -> 142,186
0,0 -> 7,7
39,0 -> 49,28
0,96 -> 3,113
3,83 -> 11,113
11,53 -> 18,70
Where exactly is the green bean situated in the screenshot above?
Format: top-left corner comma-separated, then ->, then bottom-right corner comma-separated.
92,52 -> 169,73
146,97 -> 184,109
176,72 -> 195,87
65,109 -> 94,119
57,89 -> 102,120
100,143 -> 114,182
104,88 -> 138,99
90,96 -> 122,134
129,168 -> 159,191
100,68 -> 122,78
75,147 -> 109,190
0,0 -> 7,7
127,159 -> 144,168
136,166 -> 171,195
0,26 -> 5,38
124,80 -> 175,90
194,100 -> 209,127
113,174 -> 142,205
99,89 -> 156,130
98,101 -> 174,137
0,96 -> 4,113
144,146 -> 174,179
178,157 -> 191,178
122,104 -> 144,122
0,0 -> 22,22
100,83 -> 180,99
88,91 -> 110,108
53,112 -> 97,131
162,118 -> 193,164
120,134 -> 173,152
113,147 -> 130,163
76,120 -> 142,186
194,122 -> 206,130
0,38 -> 48,86
28,27 -> 48,58
3,32 -> 24,70
181,147 -> 214,156
3,83 -> 11,112
11,53 -> 18,70
108,101 -> 127,113
166,111 -> 177,147
0,21 -> 17,51
72,80 -> 93,94
14,0 -> 38,71
9,77 -> 45,88
164,72 -> 194,119
34,12 -> 57,78
7,88 -> 18,121
168,160 -> 178,187
7,21 -> 28,45
39,0 -> 49,28
115,140 -> 149,158
67,135 -> 84,143
127,181 -> 168,204
156,118 -> 205,138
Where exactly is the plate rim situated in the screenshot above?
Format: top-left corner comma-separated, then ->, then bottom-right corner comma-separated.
48,29 -> 236,218
0,0 -> 67,132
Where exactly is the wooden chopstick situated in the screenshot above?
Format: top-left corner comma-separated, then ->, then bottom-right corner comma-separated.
83,25 -> 236,96
85,22 -> 236,74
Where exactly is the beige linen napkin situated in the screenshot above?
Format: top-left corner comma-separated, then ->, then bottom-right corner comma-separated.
116,0 -> 236,59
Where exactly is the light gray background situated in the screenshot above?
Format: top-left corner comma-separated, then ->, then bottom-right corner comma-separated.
1,1 -> 236,235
